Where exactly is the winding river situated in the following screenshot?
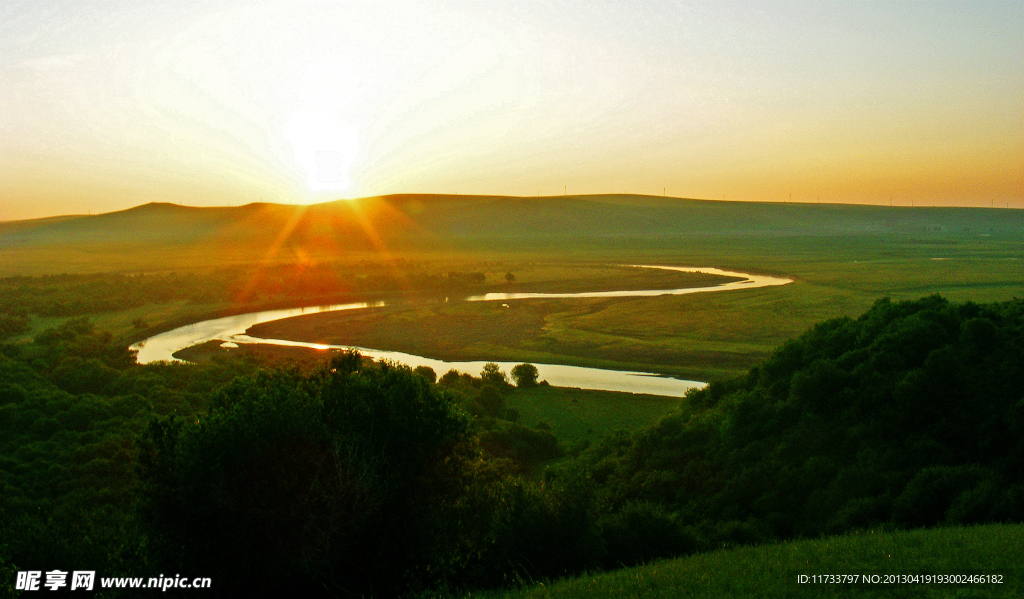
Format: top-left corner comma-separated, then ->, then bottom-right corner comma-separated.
130,265 -> 792,397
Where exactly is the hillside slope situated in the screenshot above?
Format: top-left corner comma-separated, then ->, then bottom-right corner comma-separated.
475,524 -> 1023,599
562,294 -> 1024,564
4,194 -> 1021,246
3,194 -> 1022,275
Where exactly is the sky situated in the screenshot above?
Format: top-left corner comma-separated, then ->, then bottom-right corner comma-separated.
1,0 -> 1022,221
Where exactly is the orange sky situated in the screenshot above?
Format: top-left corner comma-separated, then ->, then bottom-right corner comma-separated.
2,1 -> 1022,221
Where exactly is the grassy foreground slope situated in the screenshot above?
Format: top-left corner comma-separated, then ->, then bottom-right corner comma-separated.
466,524 -> 1022,599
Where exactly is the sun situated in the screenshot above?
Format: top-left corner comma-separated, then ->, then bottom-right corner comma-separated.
284,112 -> 359,194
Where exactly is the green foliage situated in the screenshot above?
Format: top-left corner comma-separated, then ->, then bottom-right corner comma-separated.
0,319 -> 257,582
481,362 -> 510,387
415,365 -> 438,383
465,473 -> 605,587
137,354 -> 497,596
0,554 -> 15,599
510,363 -> 539,388
439,368 -> 475,389
0,272 -> 224,317
129,351 -> 629,595
562,295 -> 1024,567
596,502 -> 699,569
0,313 -> 29,339
479,421 -> 562,474
6,290 -> 1024,596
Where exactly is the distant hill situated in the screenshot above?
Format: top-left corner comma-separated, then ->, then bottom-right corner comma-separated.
2,195 -> 1022,274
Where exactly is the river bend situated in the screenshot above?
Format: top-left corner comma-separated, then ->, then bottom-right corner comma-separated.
130,265 -> 792,397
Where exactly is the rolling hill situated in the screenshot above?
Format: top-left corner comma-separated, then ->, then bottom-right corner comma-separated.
1,194 -> 1022,274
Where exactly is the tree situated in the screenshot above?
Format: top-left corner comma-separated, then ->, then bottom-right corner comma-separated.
137,355 -> 488,596
0,313 -> 29,339
511,363 -> 539,388
505,272 -> 515,284
438,369 -> 463,387
478,384 -> 505,418
481,362 -> 508,386
413,365 -> 436,383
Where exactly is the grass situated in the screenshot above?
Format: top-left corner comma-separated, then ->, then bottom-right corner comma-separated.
173,339 -> 336,371
241,268 -> 747,378
454,524 -> 1023,598
506,385 -> 679,445
17,232 -> 1016,383
4,199 -> 1022,598
10,299 -> 228,346
241,235 -> 1024,381
12,240 -> 1023,383
7,203 -> 1022,383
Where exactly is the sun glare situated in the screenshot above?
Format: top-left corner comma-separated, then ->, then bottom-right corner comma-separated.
284,112 -> 359,194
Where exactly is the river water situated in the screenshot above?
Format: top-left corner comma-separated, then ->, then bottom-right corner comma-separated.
130,265 -> 792,397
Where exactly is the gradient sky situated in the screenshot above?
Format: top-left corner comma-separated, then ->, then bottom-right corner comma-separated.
2,0 -> 1022,221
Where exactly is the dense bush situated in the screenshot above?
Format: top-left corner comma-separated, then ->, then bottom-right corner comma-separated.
0,313 -> 28,339
136,355 -> 597,597
0,320 -> 256,582
138,355 -> 478,595
565,295 -> 1024,558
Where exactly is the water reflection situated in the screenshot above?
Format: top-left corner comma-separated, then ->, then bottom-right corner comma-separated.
467,265 -> 790,301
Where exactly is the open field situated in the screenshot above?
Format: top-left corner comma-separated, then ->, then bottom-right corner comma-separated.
462,524 -> 1024,599
504,385 -> 677,445
244,235 -> 1024,381
4,197 -> 1022,382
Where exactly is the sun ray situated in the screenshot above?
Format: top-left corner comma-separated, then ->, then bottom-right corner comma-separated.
232,203 -> 310,306
340,198 -> 417,296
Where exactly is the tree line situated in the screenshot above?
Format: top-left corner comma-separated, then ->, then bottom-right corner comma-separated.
0,265 -> 502,325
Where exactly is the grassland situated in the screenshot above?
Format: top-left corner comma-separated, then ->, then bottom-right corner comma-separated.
3,195 -> 1021,275
505,385 -> 678,445
458,524 -> 1023,599
11,233 -> 1021,382
4,196 -> 1022,382
244,235 -> 1024,381
244,267 -> 740,375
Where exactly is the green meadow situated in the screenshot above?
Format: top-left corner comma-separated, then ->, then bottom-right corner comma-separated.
4,198 -> 1022,408
504,385 -> 678,445
245,233 -> 1024,381
458,524 -> 1023,599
